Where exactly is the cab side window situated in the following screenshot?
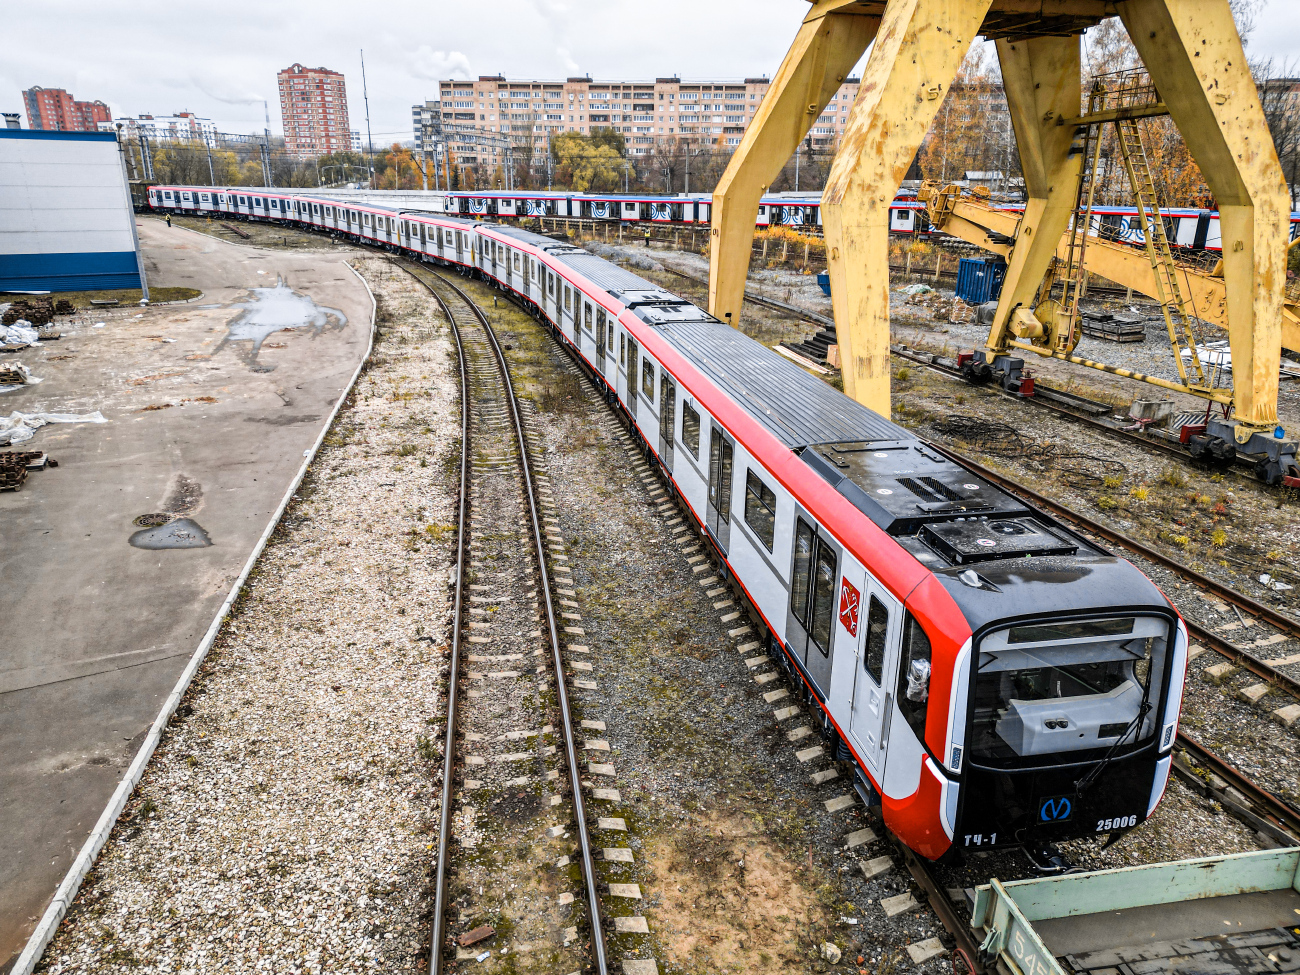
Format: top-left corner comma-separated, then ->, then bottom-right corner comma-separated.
896,613 -> 932,737
864,596 -> 888,685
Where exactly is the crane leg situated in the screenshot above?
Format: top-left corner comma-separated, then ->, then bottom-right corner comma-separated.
822,0 -> 992,415
984,35 -> 1083,363
1118,0 -> 1289,439
708,0 -> 880,331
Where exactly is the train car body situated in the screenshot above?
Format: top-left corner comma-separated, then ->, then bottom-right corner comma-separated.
146,182 -> 1190,863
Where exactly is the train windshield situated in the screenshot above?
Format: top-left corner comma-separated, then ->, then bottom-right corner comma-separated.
969,615 -> 1170,768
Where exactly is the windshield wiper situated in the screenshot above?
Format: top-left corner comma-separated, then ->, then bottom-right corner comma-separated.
1074,694 -> 1153,800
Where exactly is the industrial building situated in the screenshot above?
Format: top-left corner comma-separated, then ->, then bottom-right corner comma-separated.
0,129 -> 144,293
277,63 -> 352,157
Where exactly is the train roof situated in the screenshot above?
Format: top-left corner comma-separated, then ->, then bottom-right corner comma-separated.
654,319 -> 908,449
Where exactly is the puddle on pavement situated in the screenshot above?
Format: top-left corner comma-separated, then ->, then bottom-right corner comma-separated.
129,518 -> 212,549
216,279 -> 346,372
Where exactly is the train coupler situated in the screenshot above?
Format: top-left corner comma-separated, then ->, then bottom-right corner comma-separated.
1022,842 -> 1080,875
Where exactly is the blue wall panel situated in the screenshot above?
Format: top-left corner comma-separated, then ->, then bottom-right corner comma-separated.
0,251 -> 141,292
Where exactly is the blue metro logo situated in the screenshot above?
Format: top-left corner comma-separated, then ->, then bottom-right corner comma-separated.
1039,796 -> 1073,823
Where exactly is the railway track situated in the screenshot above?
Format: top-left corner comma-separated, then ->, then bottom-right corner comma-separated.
889,345 -> 1273,486
408,263 -> 610,975
181,220 -> 1297,968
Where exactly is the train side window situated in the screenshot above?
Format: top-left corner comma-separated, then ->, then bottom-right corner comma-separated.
682,402 -> 700,457
564,285 -> 571,311
895,613 -> 932,737
791,519 -> 814,625
710,429 -> 734,523
596,307 -> 606,337
809,542 -> 838,657
548,273 -> 555,296
584,303 -> 593,334
514,253 -> 521,271
660,375 -> 676,444
641,359 -> 655,398
619,333 -> 625,365
864,596 -> 888,685
743,470 -> 776,551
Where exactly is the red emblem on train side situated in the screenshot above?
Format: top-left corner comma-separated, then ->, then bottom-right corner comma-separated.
838,578 -> 861,637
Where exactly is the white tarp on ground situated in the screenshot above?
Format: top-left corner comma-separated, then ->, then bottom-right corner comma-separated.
2,321 -> 40,346
0,411 -> 107,445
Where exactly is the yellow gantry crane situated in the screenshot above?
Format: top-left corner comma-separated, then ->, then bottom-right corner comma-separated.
708,0 -> 1296,482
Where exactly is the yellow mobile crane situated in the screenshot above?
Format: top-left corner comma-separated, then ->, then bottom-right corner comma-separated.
707,0 -> 1297,484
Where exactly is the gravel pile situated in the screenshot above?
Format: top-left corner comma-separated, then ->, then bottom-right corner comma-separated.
37,257 -> 459,974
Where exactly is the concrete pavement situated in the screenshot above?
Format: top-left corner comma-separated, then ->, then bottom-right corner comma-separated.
0,219 -> 371,968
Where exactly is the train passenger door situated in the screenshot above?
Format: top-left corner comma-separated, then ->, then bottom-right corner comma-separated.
626,340 -> 639,421
523,256 -> 531,294
595,308 -> 607,372
706,425 -> 734,552
848,583 -> 901,774
658,373 -> 675,471
785,513 -> 841,694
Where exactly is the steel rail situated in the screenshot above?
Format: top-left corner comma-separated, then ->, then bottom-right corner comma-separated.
889,345 -> 1266,482
891,837 -> 986,975
1176,733 -> 1300,842
424,264 -> 471,975
406,262 -> 610,975
925,441 -> 1300,698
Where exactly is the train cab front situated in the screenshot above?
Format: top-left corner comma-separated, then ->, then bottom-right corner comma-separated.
928,553 -> 1187,870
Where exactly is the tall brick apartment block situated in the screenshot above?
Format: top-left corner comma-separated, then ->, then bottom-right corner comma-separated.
23,87 -> 111,132
278,64 -> 352,157
435,75 -> 864,170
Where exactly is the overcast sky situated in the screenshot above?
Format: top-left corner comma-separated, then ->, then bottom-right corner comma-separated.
5,0 -> 1300,142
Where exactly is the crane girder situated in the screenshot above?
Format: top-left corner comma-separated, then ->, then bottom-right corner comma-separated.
709,0 -> 1290,442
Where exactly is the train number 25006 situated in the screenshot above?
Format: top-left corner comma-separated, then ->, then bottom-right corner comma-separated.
1095,815 -> 1137,831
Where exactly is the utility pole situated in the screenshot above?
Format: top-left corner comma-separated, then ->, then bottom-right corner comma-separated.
685,145 -> 690,195
262,100 -> 273,187
421,118 -> 429,192
361,49 -> 375,188
204,134 -> 216,185
141,134 -> 154,180
115,126 -> 149,303
794,142 -> 800,192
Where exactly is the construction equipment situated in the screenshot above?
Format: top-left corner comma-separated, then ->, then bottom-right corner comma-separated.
709,0 -> 1294,482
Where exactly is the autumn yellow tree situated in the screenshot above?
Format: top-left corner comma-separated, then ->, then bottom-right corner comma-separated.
552,131 -> 623,192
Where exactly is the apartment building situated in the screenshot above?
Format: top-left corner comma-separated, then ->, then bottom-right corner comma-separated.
412,99 -> 442,151
99,112 -> 216,145
277,64 -> 352,157
22,87 -> 111,132
435,75 -> 863,169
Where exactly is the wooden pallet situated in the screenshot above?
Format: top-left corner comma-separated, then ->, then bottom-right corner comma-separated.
1081,314 -> 1146,343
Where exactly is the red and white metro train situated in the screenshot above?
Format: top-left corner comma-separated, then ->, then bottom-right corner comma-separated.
151,185 -> 1189,864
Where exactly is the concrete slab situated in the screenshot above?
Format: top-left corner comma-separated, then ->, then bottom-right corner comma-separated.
907,938 -> 948,964
881,893 -> 920,917
0,220 -> 370,965
614,916 -> 649,934
861,855 -> 894,880
1204,662 -> 1236,680
1237,683 -> 1271,704
844,828 -> 877,849
1273,704 -> 1300,728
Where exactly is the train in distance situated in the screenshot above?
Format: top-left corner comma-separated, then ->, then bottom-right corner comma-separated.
148,183 -> 1191,868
